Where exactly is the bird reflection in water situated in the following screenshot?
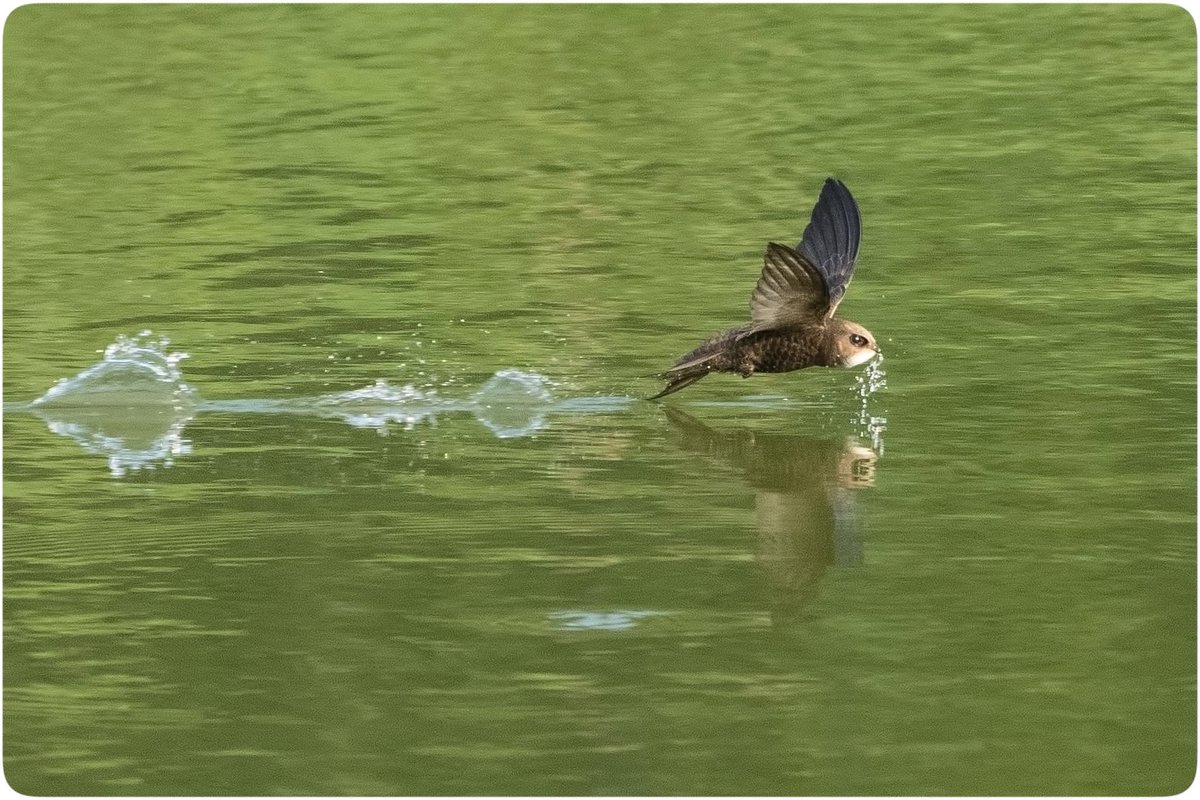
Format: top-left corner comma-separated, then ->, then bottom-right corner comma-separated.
664,406 -> 878,625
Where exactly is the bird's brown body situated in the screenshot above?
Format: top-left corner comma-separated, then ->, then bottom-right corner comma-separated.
675,323 -> 846,376
651,178 -> 878,399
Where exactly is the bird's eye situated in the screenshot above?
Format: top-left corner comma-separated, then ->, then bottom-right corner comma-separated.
849,334 -> 868,347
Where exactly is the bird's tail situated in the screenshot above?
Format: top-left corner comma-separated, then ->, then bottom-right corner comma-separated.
648,370 -> 709,400
648,327 -> 741,400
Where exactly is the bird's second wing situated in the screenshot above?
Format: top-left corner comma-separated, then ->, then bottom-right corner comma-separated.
797,178 -> 861,316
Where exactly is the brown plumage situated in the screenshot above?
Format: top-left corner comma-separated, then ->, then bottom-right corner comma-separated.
650,178 -> 879,400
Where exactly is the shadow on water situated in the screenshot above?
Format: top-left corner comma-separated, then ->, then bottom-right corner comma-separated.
664,406 -> 878,626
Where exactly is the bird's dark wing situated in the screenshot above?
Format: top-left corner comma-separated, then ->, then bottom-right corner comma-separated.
796,178 -> 861,317
741,178 -> 862,336
744,242 -> 830,334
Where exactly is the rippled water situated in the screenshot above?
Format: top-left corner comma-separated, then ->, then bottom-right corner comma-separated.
4,5 -> 1195,795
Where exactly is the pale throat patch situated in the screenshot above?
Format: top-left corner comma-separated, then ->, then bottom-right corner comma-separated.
843,348 -> 877,368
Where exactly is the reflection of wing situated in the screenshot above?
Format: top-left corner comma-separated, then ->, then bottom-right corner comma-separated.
754,489 -> 835,619
828,488 -> 864,567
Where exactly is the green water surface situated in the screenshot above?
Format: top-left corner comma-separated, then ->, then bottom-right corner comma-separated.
4,4 -> 1196,795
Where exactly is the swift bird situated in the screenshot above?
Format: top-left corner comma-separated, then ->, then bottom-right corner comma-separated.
650,178 -> 879,400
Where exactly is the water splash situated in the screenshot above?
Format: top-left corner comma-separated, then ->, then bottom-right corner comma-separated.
470,369 -> 554,438
28,331 -> 198,477
16,331 -> 590,475
857,355 -> 888,399
291,370 -> 556,437
33,330 -> 197,411
854,355 -> 888,455
309,379 -> 465,431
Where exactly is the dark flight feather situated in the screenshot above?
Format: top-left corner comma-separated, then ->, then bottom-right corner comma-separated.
797,178 -> 860,314
739,179 -> 861,338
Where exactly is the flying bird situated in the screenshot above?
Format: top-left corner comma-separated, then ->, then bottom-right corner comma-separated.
650,178 -> 878,399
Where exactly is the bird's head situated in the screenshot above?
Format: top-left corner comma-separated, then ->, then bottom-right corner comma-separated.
831,320 -> 880,367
